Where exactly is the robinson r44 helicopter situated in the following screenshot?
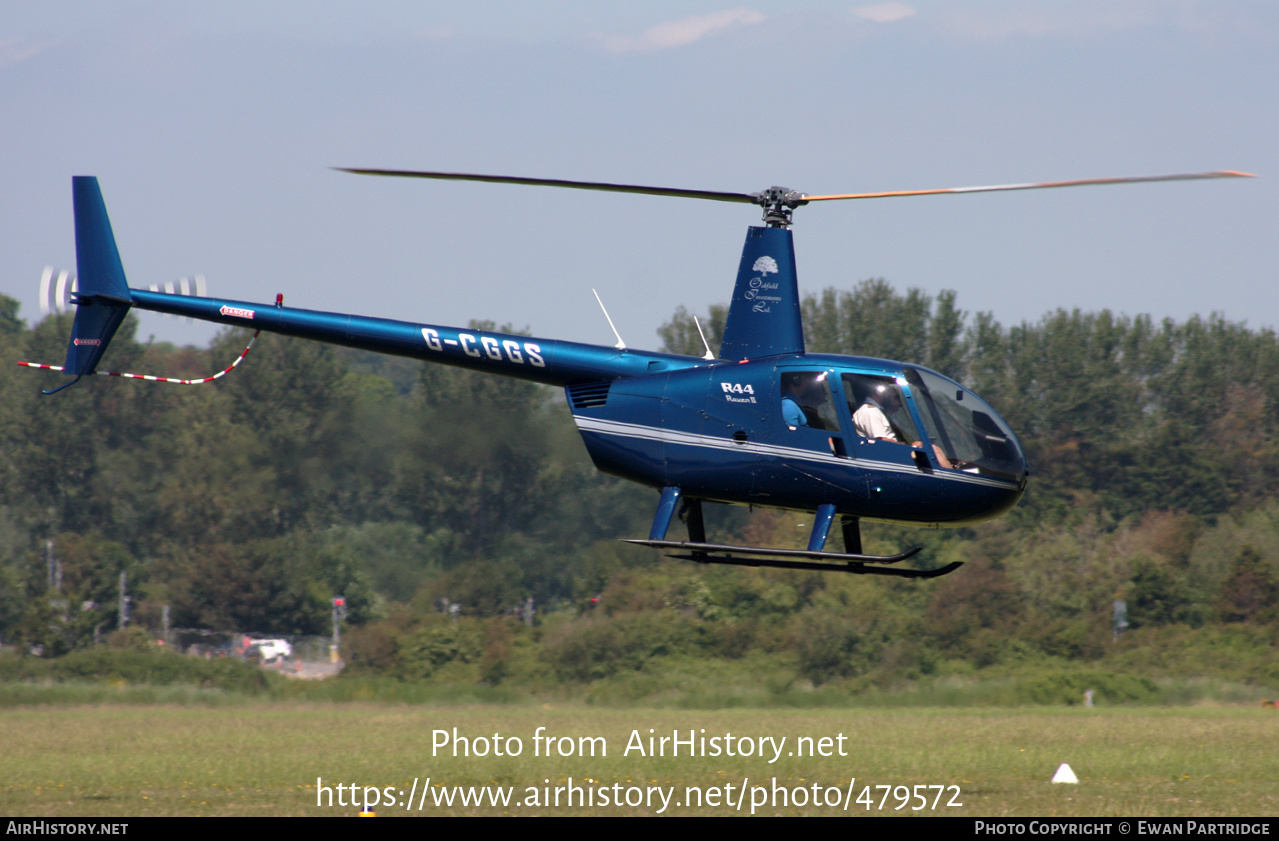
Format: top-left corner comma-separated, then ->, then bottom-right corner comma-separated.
24,168 -> 1253,578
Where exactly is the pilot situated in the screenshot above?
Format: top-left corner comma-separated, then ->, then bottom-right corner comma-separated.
854,384 -> 953,469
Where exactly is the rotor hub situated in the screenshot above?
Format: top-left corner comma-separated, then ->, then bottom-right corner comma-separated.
749,186 -> 809,228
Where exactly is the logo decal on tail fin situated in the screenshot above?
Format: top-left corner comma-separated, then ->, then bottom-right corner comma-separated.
752,256 -> 778,274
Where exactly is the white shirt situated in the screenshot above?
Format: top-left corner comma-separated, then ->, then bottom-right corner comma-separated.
853,401 -> 897,441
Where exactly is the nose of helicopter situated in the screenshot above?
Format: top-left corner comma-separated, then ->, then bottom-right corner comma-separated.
901,364 -> 1029,486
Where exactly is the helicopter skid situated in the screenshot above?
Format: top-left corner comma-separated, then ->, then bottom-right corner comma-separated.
623,540 -> 961,578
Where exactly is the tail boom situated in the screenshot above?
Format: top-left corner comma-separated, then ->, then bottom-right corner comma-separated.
127,289 -> 708,388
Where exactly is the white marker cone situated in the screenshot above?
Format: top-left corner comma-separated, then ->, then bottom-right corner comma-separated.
1051,763 -> 1079,784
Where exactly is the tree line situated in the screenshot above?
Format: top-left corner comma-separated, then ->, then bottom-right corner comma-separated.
1,285 -> 1276,690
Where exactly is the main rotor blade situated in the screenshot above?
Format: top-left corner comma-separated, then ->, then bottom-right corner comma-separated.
802,170 -> 1256,202
336,168 -> 756,204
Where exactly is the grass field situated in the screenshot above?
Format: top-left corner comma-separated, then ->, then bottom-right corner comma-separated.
4,704 -> 1278,817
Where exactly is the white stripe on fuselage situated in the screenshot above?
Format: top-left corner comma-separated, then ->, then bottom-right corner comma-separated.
571,416 -> 1018,489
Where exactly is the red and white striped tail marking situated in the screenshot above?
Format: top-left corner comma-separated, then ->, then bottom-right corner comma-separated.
18,331 -> 260,385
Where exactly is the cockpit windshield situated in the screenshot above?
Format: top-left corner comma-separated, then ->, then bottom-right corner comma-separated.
902,365 -> 1027,481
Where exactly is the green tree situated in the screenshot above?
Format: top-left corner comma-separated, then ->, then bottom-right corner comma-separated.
1127,557 -> 1193,628
1217,546 -> 1278,624
14,533 -> 138,655
0,294 -> 24,335
393,322 -> 560,556
656,304 -> 726,357
166,534 -> 378,635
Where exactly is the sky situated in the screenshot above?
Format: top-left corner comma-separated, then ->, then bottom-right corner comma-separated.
2,1 -> 1275,354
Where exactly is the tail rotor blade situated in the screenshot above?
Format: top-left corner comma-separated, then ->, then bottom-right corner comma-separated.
39,267 -> 53,315
54,270 -> 71,314
38,267 -> 75,315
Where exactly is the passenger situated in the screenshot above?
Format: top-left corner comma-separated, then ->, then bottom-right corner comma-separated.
780,372 -> 820,428
853,384 -> 953,469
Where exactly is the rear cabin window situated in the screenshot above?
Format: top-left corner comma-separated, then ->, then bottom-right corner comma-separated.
778,371 -> 839,431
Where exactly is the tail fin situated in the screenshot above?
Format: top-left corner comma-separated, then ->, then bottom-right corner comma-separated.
63,177 -> 133,376
717,226 -> 804,361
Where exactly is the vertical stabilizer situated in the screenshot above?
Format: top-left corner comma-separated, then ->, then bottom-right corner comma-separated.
717,226 -> 803,361
63,177 -> 133,376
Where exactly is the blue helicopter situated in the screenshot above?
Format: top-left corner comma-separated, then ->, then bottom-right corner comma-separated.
30,169 -> 1252,578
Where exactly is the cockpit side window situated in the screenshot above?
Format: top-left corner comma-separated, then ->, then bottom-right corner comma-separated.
842,374 -> 922,444
779,371 -> 840,431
